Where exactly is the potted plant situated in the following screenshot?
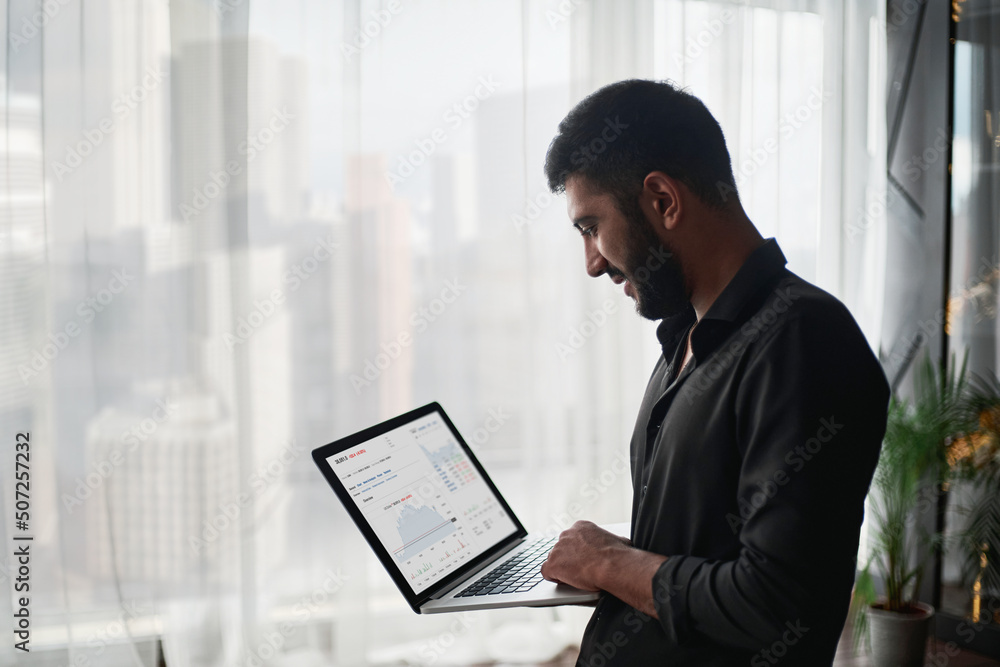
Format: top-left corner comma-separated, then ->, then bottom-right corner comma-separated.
851,353 -> 970,666
947,372 -> 1000,625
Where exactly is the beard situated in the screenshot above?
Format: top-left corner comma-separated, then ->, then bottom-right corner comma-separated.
610,198 -> 690,321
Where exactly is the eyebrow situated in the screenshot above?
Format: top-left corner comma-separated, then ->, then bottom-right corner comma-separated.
572,215 -> 598,232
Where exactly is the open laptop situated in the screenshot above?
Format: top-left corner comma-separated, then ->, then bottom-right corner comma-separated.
312,402 -> 628,614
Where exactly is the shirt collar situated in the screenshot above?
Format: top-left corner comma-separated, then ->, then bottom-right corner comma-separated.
654,238 -> 787,357
700,237 -> 787,323
654,304 -> 696,360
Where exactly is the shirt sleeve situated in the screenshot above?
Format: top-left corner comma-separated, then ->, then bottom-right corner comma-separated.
650,306 -> 890,650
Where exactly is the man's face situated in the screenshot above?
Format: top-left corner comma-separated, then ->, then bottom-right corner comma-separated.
565,175 -> 689,320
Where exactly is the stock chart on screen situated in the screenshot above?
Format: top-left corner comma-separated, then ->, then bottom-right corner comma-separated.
328,412 -> 517,592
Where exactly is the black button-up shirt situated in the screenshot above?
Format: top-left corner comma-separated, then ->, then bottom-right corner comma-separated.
577,239 -> 889,665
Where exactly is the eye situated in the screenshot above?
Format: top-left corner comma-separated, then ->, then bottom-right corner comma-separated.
579,224 -> 597,238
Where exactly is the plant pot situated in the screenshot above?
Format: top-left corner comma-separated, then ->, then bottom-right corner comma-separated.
867,601 -> 934,667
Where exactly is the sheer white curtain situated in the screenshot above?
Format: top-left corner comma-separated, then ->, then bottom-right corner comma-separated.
0,0 -> 883,665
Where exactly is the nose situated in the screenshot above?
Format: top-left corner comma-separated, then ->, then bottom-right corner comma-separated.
583,236 -> 608,278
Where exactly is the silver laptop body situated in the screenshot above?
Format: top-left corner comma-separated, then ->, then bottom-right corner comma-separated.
311,402 -> 627,613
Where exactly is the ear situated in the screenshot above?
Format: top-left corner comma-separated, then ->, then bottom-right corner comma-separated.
642,172 -> 682,232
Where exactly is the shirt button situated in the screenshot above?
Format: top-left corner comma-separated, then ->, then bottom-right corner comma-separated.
642,485 -> 648,495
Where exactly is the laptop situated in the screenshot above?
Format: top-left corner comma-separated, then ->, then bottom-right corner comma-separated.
312,401 -> 628,614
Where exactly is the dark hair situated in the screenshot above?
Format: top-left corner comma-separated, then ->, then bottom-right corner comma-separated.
544,79 -> 738,210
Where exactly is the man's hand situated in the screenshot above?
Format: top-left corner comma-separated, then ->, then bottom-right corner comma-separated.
541,520 -> 668,618
540,520 -> 631,591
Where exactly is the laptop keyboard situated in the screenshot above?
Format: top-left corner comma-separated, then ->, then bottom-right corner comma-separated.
454,537 -> 555,597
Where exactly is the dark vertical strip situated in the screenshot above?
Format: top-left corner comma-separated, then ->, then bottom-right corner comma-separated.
932,2 -> 958,613
940,0 -> 957,376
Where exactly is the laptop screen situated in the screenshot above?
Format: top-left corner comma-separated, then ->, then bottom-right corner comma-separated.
326,409 -> 520,594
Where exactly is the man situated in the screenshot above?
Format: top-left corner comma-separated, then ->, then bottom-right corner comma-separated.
538,79 -> 889,664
